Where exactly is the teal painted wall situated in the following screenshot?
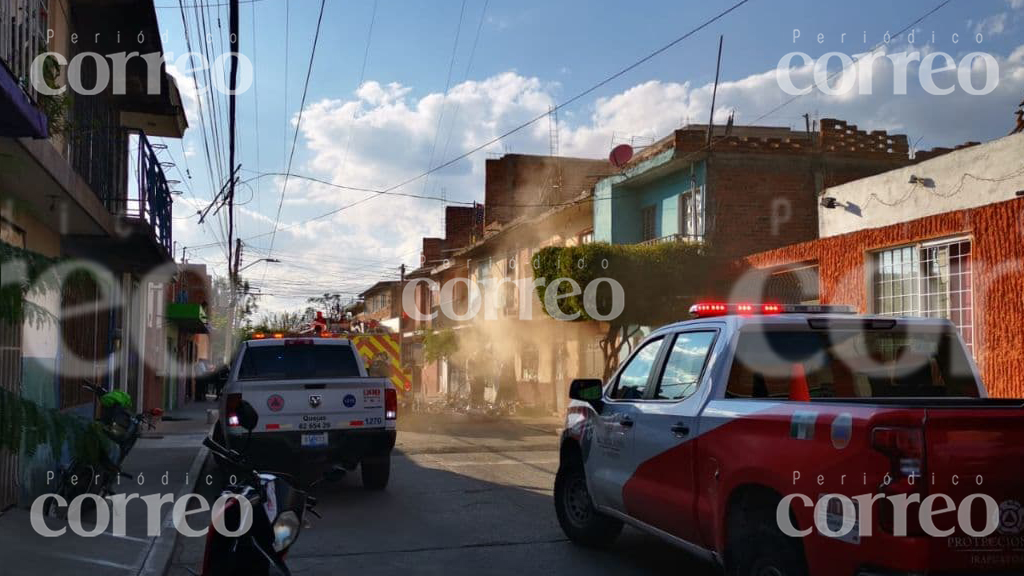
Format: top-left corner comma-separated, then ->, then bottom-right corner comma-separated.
593,151 -> 706,245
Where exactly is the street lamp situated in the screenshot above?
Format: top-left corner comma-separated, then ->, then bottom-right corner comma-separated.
238,258 -> 280,273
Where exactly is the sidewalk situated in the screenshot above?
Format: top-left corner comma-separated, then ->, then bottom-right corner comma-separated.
0,400 -> 216,576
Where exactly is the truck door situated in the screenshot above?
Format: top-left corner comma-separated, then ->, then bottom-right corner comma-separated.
623,329 -> 719,545
586,335 -> 666,513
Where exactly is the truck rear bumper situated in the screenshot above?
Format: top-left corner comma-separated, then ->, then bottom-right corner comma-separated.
229,428 -> 396,470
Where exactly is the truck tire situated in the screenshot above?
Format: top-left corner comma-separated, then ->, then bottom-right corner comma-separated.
727,498 -> 808,576
554,458 -> 622,548
361,455 -> 390,490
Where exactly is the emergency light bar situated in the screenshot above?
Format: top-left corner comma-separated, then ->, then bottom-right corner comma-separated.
688,302 -> 857,318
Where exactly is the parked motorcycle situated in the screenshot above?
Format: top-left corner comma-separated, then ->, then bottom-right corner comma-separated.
198,400 -> 327,576
44,382 -> 159,519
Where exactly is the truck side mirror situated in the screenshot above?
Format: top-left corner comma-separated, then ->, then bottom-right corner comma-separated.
569,378 -> 604,410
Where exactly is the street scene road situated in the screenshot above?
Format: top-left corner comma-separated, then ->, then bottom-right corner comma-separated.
3,0 -> 1024,575
168,413 -> 718,576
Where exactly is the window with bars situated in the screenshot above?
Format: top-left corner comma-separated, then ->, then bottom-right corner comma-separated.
679,187 -> 705,239
641,205 -> 657,241
872,238 -> 974,353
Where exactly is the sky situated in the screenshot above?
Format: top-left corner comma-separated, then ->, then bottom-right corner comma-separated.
151,0 -> 1024,315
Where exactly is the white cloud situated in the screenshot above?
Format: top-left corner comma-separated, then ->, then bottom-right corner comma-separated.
974,12 -> 1009,36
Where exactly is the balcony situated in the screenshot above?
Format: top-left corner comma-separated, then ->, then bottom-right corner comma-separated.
637,233 -> 704,246
126,132 -> 173,255
0,0 -> 49,138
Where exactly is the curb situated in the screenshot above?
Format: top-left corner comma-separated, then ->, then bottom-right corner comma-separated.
138,420 -> 215,576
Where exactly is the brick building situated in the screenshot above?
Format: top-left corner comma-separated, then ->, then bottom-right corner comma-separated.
747,133 -> 1024,398
485,154 -> 617,230
594,119 -> 921,259
356,280 -> 402,333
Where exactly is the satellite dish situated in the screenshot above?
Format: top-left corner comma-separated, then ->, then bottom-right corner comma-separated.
609,144 -> 634,168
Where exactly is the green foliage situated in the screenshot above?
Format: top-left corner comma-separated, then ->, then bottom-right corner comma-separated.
1,241 -> 110,327
422,328 -> 458,363
0,241 -> 61,326
531,241 -> 717,326
37,54 -> 71,136
249,310 -> 308,335
0,388 -> 111,466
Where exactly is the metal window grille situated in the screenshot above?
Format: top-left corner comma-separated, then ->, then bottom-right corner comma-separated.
641,205 -> 656,241
872,238 -> 973,353
0,318 -> 22,511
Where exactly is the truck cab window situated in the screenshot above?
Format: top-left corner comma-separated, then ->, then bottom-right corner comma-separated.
610,337 -> 663,400
655,331 -> 716,400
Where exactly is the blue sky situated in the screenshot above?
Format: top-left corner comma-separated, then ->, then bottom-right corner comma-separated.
153,0 -> 1024,313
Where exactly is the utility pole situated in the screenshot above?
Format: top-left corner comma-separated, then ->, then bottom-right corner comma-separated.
227,0 -> 240,284
224,239 -> 243,364
224,0 -> 240,364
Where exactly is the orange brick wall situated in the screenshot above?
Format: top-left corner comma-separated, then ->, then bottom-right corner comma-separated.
746,198 -> 1024,398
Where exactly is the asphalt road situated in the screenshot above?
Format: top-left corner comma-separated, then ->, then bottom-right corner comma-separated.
170,414 -> 719,576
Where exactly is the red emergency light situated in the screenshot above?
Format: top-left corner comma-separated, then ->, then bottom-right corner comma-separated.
688,302 -> 856,318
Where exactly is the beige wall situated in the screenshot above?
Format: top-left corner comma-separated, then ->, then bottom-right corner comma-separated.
1,197 -> 60,257
819,133 -> 1024,238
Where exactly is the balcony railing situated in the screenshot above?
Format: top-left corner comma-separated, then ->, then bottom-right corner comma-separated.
1,0 -> 47,102
126,132 -> 173,254
637,233 -> 704,246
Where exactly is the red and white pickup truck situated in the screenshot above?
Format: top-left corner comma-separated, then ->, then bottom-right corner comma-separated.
218,336 -> 397,489
555,303 -> 1024,576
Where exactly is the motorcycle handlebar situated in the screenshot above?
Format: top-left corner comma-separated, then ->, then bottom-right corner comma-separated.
203,436 -> 257,477
202,435 -> 231,457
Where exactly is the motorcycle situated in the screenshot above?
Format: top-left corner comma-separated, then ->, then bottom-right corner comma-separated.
198,400 -> 329,576
44,382 -> 160,519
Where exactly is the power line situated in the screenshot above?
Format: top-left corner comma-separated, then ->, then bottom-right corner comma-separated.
337,0 -> 378,180
207,0 -> 957,295
251,0 -> 263,222
263,0 -> 329,282
744,0 -> 953,127
178,0 -> 230,261
421,0 -> 468,196
233,0 -> 757,239
437,0 -> 490,178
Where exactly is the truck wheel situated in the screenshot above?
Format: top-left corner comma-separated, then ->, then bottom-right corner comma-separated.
361,456 -> 390,490
554,459 -> 622,548
727,500 -> 808,576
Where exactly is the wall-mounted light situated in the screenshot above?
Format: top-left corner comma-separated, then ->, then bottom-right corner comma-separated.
1016,190 -> 1024,197
908,174 -> 920,184
820,196 -> 839,209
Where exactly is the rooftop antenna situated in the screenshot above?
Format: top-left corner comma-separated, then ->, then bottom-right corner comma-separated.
706,34 -> 724,148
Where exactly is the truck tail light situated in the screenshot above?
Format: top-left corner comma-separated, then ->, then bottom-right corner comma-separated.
225,393 -> 243,427
385,389 -> 397,420
872,427 -> 924,479
873,426 -> 927,535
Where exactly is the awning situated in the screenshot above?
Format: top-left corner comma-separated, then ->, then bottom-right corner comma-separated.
166,302 -> 210,334
0,65 -> 49,139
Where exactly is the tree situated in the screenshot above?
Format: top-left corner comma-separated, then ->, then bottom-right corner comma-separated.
249,311 -> 308,335
306,292 -> 344,319
209,276 -> 258,362
422,328 -> 459,364
532,241 -> 732,381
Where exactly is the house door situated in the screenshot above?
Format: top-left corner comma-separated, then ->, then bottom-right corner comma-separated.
0,319 -> 22,511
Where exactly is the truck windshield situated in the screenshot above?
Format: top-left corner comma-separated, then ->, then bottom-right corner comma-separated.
725,327 -> 980,399
238,344 -> 362,380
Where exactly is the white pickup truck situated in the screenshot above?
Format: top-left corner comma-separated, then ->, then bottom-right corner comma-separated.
217,336 -> 397,489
